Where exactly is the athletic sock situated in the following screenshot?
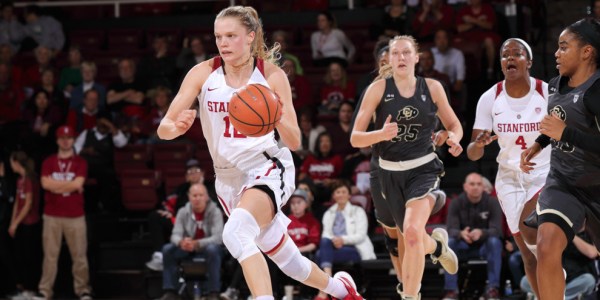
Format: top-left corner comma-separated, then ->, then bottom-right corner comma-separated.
323,277 -> 347,299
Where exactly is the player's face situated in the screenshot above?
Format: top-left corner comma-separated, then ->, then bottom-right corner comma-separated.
390,39 -> 419,76
555,30 -> 584,77
500,40 -> 530,81
378,50 -> 389,68
188,184 -> 209,213
214,17 -> 255,63
332,186 -> 351,206
289,196 -> 308,218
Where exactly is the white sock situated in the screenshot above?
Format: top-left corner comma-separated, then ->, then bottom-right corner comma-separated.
323,277 -> 347,299
255,296 -> 275,300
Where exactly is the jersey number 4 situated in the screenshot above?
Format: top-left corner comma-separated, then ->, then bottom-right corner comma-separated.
223,116 -> 246,138
515,135 -> 527,150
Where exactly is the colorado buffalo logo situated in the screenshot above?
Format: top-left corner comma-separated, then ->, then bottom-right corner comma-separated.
550,105 -> 566,121
397,105 -> 419,121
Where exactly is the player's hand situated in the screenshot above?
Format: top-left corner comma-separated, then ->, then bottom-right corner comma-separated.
432,130 -> 449,147
520,143 -> 541,174
540,112 -> 566,141
446,132 -> 463,157
174,109 -> 197,133
380,115 -> 398,141
473,130 -> 498,148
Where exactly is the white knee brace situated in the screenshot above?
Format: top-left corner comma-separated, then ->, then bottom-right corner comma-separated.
222,209 -> 261,262
256,217 -> 287,253
525,242 -> 537,258
267,238 -> 313,282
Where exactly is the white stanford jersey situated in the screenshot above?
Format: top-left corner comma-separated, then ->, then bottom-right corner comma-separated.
473,77 -> 551,172
199,57 -> 280,169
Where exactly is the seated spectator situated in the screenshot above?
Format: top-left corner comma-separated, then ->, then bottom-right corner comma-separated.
319,62 -> 356,116
8,151 -> 42,300
505,237 -> 524,295
22,5 -> 64,53
294,107 -> 326,163
314,180 -> 375,300
0,62 -> 25,125
311,11 -> 355,67
520,232 -> 597,300
70,61 -> 107,112
107,58 -> 146,119
22,89 -> 63,162
58,46 -> 83,99
356,39 -> 389,98
288,188 -> 321,255
273,30 -> 304,75
431,29 -> 466,114
176,36 -> 208,77
22,46 -> 53,95
411,0 -> 455,42
417,48 -> 451,98
299,132 -> 343,216
442,172 -> 503,300
380,0 -> 414,39
39,69 -> 66,112
74,111 -> 128,212
456,0 -> 501,79
134,86 -> 172,144
146,159 -> 206,271
138,34 -> 177,90
66,89 -> 101,134
157,183 -> 224,300
281,58 -> 312,112
324,101 -> 357,159
0,2 -> 25,54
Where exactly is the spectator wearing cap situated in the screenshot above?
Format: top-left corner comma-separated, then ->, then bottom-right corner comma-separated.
146,159 -> 206,271
35,125 -> 93,300
287,188 -> 321,254
74,111 -> 128,212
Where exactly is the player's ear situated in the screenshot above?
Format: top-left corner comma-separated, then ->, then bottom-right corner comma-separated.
247,30 -> 255,45
527,59 -> 532,70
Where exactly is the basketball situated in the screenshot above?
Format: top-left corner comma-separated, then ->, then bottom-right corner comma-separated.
228,83 -> 282,137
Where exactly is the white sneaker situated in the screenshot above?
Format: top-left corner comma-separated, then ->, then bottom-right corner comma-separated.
146,251 -> 163,271
219,287 -> 239,300
430,228 -> 459,274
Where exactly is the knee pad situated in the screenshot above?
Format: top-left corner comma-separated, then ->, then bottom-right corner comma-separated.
384,232 -> 399,257
256,217 -> 287,254
268,238 -> 313,282
222,209 -> 261,262
524,242 -> 537,258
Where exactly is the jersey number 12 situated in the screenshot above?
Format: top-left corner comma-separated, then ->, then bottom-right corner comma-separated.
223,116 -> 246,138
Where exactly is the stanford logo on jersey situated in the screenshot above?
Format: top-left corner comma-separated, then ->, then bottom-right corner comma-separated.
397,106 -> 419,120
535,107 -> 542,114
207,101 -> 229,113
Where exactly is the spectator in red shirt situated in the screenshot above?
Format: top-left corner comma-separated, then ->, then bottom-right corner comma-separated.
281,57 -> 312,112
411,0 -> 455,42
8,151 -> 41,299
66,89 -> 101,134
319,62 -> 356,116
456,0 -> 501,79
288,188 -> 321,253
0,62 -> 25,125
35,125 -> 92,300
299,131 -> 343,217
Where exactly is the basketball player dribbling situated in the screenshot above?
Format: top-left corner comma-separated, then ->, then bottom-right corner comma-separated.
157,6 -> 364,300
350,35 -> 462,300
468,38 -> 549,298
520,18 -> 600,300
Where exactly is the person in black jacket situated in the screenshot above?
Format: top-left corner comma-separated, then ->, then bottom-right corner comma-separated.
442,172 -> 504,300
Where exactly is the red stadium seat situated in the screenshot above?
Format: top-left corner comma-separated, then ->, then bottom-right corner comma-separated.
152,143 -> 194,174
114,144 -> 151,175
107,29 -> 143,50
121,175 -> 160,211
69,30 -> 106,51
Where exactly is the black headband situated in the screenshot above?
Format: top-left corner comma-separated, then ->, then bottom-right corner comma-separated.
570,19 -> 600,51
377,46 -> 389,58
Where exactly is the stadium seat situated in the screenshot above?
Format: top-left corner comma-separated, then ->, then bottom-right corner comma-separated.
121,173 -> 160,211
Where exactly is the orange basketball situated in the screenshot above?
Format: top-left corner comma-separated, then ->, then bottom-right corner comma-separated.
229,83 -> 282,137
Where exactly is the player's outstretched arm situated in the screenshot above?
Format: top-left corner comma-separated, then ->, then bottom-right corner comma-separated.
158,61 -> 211,140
